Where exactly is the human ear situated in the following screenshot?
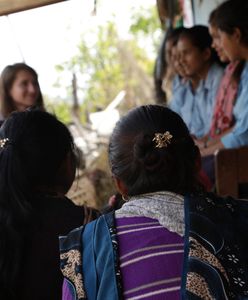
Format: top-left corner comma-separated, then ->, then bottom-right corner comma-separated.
203,48 -> 211,62
112,176 -> 128,197
233,27 -> 242,44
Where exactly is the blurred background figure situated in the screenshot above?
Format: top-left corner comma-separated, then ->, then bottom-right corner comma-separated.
0,63 -> 45,125
196,7 -> 244,149
200,0 -> 248,157
154,27 -> 185,105
170,25 -> 224,139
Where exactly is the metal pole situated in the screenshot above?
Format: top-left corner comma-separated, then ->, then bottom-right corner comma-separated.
6,15 -> 25,62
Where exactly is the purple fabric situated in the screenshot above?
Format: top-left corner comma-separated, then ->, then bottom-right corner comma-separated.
62,279 -> 74,300
116,216 -> 184,299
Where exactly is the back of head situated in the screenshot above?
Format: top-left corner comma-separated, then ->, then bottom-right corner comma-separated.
0,109 -> 74,192
0,109 -> 75,298
109,105 -> 201,196
215,0 -> 248,46
0,63 -> 44,118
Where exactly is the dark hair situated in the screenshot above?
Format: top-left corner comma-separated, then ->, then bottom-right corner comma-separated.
166,26 -> 186,47
208,7 -> 245,83
0,63 -> 45,118
232,60 -> 245,84
208,8 -> 218,27
109,105 -> 201,197
154,27 -> 185,104
0,110 -> 75,298
215,0 -> 248,46
179,25 -> 220,63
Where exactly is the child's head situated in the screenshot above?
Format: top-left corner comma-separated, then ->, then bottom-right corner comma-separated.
215,0 -> 248,61
0,63 -> 44,118
109,105 -> 201,197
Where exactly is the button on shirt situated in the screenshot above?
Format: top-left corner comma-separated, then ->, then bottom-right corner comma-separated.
222,62 -> 248,148
170,63 -> 224,138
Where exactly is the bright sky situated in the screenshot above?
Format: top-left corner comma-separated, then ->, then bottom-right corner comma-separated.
0,0 -> 156,99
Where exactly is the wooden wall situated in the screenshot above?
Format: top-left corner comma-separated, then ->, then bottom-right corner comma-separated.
0,0 -> 66,16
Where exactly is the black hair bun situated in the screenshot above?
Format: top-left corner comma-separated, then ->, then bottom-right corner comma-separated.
134,134 -> 163,172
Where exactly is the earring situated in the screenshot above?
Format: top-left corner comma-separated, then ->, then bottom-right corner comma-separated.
122,195 -> 129,201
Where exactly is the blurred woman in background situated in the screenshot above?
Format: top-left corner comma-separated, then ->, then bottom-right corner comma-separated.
171,25 -> 224,139
0,63 -> 44,125
201,0 -> 248,156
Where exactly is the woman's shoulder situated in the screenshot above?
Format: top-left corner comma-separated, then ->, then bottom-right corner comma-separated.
34,194 -> 100,233
186,191 -> 237,207
185,192 -> 248,222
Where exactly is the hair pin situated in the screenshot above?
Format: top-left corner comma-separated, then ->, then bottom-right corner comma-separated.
0,138 -> 10,149
152,131 -> 173,148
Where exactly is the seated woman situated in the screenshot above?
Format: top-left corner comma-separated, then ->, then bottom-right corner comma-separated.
0,63 -> 45,125
60,105 -> 248,299
200,0 -> 248,157
171,25 -> 224,139
195,8 -> 244,185
196,8 -> 244,146
0,110 -> 99,300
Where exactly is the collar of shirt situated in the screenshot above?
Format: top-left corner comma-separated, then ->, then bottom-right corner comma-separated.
185,63 -> 217,95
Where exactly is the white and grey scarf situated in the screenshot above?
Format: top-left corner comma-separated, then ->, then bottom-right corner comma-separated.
115,191 -> 185,236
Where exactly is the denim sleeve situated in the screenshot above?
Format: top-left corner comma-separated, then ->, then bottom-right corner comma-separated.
221,130 -> 248,148
221,64 -> 248,148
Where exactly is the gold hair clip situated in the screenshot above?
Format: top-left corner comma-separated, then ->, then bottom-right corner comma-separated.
0,138 -> 9,149
152,131 -> 173,148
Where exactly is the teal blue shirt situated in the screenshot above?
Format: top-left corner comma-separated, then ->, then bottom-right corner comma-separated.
170,63 -> 224,138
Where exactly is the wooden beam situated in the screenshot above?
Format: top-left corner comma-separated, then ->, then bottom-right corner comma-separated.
0,0 -> 67,16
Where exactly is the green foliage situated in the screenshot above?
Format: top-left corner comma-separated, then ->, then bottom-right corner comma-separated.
130,5 -> 162,52
55,4 -> 161,123
44,95 -> 72,124
130,5 -> 160,35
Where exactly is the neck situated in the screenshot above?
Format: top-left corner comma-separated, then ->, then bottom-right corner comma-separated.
198,62 -> 212,80
14,104 -> 29,112
189,62 -> 212,91
190,76 -> 201,91
242,52 -> 248,61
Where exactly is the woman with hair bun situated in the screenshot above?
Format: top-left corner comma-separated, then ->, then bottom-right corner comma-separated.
60,105 -> 248,299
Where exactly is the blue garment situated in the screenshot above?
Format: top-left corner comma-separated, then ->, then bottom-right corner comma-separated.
221,62 -> 248,148
170,63 -> 224,138
169,75 -> 187,115
60,213 -> 122,300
